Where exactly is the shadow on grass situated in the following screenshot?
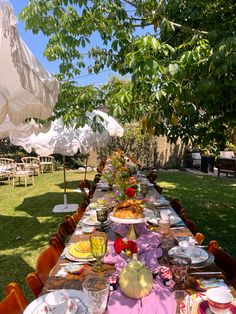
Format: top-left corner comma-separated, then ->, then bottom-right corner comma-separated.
0,253 -> 35,300
14,192 -> 84,217
56,179 -> 94,190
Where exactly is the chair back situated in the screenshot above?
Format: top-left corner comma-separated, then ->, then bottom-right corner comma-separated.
0,282 -> 28,314
39,155 -> 55,163
220,151 -> 235,158
35,246 -> 60,285
170,198 -> 183,215
207,241 -> 236,288
0,158 -> 14,165
21,157 -> 40,165
154,183 -> 163,194
184,218 -> 197,235
194,232 -> 205,244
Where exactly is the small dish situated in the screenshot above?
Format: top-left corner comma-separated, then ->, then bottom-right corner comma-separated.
168,246 -> 209,264
35,297 -> 78,314
64,263 -> 85,275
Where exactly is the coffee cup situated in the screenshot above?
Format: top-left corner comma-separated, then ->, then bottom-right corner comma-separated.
179,240 -> 195,256
45,291 -> 69,313
206,288 -> 233,314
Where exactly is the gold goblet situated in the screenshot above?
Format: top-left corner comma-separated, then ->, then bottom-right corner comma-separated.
90,232 -> 108,272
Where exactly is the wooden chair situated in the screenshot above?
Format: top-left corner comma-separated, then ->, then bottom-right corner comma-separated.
26,246 -> 60,297
11,163 -> 34,187
39,155 -> 55,174
179,208 -> 188,222
0,157 -> 14,183
0,282 -> 28,314
21,157 -> 40,176
185,218 -> 197,236
207,240 -> 236,288
97,159 -> 106,173
170,198 -> 183,215
194,232 -> 205,244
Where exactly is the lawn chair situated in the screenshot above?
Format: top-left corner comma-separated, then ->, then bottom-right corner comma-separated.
0,282 -> 28,314
39,155 -> 55,173
0,157 -> 14,183
11,163 -> 34,187
26,246 -> 60,297
21,157 -> 40,176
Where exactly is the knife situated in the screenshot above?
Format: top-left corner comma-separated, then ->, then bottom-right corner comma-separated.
189,272 -> 222,275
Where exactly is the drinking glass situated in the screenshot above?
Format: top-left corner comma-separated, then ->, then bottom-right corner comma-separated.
169,255 -> 191,289
172,290 -> 190,314
96,208 -> 108,231
82,276 -> 109,314
140,183 -> 148,198
90,232 -> 108,272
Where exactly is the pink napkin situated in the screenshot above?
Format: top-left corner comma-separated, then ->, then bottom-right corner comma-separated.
106,280 -> 176,314
111,222 -> 149,237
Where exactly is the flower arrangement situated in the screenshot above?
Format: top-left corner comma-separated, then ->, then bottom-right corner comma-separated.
114,238 -> 138,257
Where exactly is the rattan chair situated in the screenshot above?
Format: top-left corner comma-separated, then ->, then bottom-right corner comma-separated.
21,157 -> 40,176
11,163 -> 34,187
39,155 -> 55,173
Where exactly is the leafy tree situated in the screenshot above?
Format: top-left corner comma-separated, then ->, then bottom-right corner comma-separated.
20,0 -> 236,148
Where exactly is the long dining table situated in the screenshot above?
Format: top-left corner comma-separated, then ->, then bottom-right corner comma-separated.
40,172 -> 236,313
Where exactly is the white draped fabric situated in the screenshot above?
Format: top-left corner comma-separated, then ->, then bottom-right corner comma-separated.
10,111 -> 124,156
0,0 -> 59,126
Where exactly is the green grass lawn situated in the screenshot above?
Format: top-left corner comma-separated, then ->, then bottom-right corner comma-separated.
0,169 -> 235,302
0,170 -> 96,301
157,171 -> 236,257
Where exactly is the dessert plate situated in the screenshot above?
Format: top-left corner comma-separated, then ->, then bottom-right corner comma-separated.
64,246 -> 96,262
148,215 -> 181,226
23,290 -> 87,314
82,217 -> 111,226
168,246 -> 209,264
110,208 -> 154,224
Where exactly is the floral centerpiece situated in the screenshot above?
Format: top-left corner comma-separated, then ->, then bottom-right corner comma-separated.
102,150 -> 141,200
114,238 -> 138,257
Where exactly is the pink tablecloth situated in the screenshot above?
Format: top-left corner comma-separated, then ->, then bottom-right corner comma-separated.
106,280 -> 176,314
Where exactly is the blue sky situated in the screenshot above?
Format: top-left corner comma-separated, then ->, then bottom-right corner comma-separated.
10,0 -> 119,87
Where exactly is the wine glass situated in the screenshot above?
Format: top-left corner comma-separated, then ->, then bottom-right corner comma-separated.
96,208 -> 108,231
90,232 -> 108,272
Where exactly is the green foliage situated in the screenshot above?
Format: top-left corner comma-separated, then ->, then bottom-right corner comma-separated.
19,0 -> 236,148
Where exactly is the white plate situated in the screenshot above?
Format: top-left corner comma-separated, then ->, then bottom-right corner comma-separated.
109,208 -> 154,224
82,217 -> 111,226
168,246 -> 209,264
23,290 -> 87,314
148,215 -> 181,226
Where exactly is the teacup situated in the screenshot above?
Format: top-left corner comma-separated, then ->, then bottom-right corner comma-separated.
179,239 -> 195,256
45,291 -> 69,313
206,288 -> 233,314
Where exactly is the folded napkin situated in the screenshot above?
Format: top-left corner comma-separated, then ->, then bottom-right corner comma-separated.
111,222 -> 149,238
106,280 -> 176,314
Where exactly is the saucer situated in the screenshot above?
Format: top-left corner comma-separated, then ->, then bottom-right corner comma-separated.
35,297 -> 78,314
198,300 -> 236,314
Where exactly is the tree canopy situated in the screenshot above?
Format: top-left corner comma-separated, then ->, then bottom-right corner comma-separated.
20,0 -> 236,148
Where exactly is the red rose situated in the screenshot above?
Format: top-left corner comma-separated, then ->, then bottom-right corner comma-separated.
114,238 -> 124,254
126,240 -> 138,254
125,187 -> 136,197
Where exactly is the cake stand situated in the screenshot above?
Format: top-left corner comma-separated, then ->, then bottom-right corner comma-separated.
109,208 -> 154,240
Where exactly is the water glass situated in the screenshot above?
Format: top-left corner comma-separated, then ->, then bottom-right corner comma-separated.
169,255 -> 191,288
82,276 -> 110,314
96,208 -> 108,231
172,290 -> 190,314
159,218 -> 171,237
